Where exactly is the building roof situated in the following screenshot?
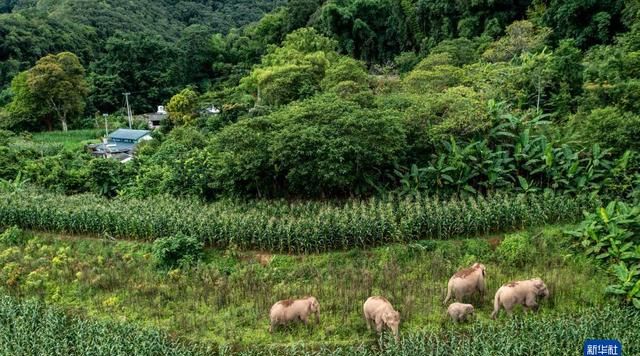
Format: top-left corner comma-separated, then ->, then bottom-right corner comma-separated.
108,129 -> 151,141
94,142 -> 136,153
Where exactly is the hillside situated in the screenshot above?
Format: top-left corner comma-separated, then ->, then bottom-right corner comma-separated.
0,0 -> 285,112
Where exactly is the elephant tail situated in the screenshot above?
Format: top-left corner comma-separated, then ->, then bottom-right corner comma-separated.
491,290 -> 501,319
443,281 -> 452,305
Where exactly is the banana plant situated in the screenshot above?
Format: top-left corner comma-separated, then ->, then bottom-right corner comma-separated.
605,262 -> 640,309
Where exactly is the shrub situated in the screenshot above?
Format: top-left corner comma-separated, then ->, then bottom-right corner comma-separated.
152,233 -> 204,269
463,239 -> 492,258
495,233 -> 532,267
574,106 -> 640,154
0,226 -> 26,246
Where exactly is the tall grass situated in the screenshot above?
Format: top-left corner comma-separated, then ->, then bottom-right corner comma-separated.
0,190 -> 597,252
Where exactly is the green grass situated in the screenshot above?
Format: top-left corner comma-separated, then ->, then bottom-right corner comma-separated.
0,225 -> 618,350
30,129 -> 102,150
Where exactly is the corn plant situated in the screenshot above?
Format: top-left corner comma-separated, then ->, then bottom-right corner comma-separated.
0,189 -> 596,253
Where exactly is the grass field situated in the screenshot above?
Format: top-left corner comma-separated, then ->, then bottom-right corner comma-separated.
0,225 -> 621,351
31,129 -> 103,150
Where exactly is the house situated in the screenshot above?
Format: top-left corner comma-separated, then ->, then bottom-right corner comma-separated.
87,128 -> 152,162
146,106 -> 167,129
203,105 -> 220,115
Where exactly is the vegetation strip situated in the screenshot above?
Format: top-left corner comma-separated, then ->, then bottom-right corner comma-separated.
0,294 -> 637,355
0,191 -> 595,252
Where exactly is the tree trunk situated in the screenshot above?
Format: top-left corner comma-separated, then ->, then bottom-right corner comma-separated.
61,119 -> 68,132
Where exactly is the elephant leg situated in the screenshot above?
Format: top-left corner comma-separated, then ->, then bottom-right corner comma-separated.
455,290 -> 463,302
300,314 -> 309,325
505,306 -> 513,317
375,319 -> 384,333
365,317 -> 372,331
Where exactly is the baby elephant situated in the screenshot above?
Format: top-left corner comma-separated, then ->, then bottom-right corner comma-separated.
363,296 -> 400,341
444,263 -> 486,304
447,302 -> 475,322
491,278 -> 549,319
269,296 -> 320,332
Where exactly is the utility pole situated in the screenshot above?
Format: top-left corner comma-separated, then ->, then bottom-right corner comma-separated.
123,92 -> 133,129
103,113 -> 109,137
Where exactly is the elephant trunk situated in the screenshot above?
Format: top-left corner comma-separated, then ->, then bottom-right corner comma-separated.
391,326 -> 399,342
315,310 -> 320,324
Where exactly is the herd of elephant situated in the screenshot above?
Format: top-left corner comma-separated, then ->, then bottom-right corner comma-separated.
268,263 -> 550,340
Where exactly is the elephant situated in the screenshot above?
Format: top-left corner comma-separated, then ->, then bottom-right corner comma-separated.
269,296 -> 320,332
363,296 -> 400,341
443,263 -> 486,305
447,302 -> 475,322
491,278 -> 549,319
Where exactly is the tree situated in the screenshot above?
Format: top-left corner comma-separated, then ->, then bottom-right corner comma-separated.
166,88 -> 199,126
26,52 -> 88,132
539,0 -> 626,48
482,20 -> 551,62
2,71 -> 39,130
242,28 -> 338,107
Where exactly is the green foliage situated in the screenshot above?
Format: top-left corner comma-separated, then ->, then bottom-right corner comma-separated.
211,93 -> 405,197
0,228 -> 617,350
0,189 -> 596,252
403,66 -> 465,94
167,88 -> 199,127
24,52 -> 88,132
152,233 -> 204,270
243,28 -> 338,107
393,52 -> 420,74
539,0 -> 627,48
566,201 -> 640,308
495,233 -> 532,267
573,106 -> 640,153
397,109 -> 632,197
482,21 -> 551,63
0,226 -> 25,246
0,296 -> 210,355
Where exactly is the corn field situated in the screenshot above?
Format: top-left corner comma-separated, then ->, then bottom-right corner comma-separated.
0,296 -> 211,356
0,190 -> 596,252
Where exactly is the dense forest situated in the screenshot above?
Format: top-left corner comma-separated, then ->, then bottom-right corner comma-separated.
3,0 -> 639,200
0,0 -> 285,114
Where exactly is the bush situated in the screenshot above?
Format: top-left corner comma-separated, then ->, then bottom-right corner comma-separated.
495,233 -> 532,267
152,233 -> 204,269
0,226 -> 26,246
463,239 -> 492,258
574,106 -> 640,154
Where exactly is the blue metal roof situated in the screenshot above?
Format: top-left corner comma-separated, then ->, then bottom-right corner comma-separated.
108,129 -> 151,141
